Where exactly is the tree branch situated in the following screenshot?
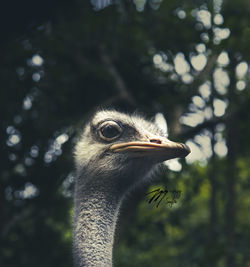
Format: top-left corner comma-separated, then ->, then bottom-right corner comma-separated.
99,45 -> 136,106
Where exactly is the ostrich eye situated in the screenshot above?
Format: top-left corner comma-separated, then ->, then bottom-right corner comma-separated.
99,121 -> 122,141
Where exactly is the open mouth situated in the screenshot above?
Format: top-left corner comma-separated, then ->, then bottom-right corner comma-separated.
109,140 -> 190,160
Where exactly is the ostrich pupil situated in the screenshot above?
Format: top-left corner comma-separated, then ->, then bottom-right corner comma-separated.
101,124 -> 120,138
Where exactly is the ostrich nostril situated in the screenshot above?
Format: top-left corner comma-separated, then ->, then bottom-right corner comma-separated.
150,139 -> 162,144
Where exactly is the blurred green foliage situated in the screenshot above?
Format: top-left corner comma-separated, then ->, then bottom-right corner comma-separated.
1,0 -> 250,266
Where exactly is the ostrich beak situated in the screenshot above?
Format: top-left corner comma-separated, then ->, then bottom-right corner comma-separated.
109,137 -> 190,161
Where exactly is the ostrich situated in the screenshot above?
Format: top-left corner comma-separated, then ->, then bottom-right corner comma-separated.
73,109 -> 190,267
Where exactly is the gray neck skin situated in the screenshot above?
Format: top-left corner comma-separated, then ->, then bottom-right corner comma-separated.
74,174 -> 124,267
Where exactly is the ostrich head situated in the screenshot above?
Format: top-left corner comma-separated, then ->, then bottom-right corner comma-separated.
74,109 -> 190,196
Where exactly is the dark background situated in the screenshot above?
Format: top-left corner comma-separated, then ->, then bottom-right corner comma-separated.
1,0 -> 250,266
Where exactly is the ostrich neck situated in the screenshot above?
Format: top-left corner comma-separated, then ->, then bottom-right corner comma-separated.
74,175 -> 123,267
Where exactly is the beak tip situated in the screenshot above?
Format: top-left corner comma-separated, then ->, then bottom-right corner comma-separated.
181,143 -> 191,157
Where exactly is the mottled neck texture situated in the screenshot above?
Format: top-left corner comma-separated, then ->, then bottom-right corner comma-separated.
74,175 -> 123,267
